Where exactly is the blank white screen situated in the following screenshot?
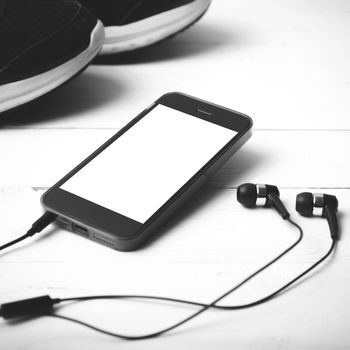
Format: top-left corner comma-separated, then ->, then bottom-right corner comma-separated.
61,105 -> 237,223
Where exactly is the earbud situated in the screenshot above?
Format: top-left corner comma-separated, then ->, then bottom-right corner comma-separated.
296,192 -> 339,240
237,183 -> 290,220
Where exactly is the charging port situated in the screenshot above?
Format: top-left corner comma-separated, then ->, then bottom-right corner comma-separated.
72,224 -> 89,237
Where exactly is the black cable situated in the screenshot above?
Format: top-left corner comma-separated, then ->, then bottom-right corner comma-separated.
0,212 -> 56,252
49,238 -> 335,340
0,217 -> 336,340
0,218 -> 302,320
58,217 -> 303,310
45,218 -> 337,341
0,232 -> 33,252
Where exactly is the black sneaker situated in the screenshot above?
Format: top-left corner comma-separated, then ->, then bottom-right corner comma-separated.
0,0 -> 104,114
67,0 -> 211,54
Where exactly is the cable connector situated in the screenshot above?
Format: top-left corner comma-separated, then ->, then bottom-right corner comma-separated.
0,295 -> 60,319
0,212 -> 57,252
26,212 -> 57,236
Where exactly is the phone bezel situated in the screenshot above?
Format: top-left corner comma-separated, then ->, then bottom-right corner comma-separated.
41,92 -> 253,246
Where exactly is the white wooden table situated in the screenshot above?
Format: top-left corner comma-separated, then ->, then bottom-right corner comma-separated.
1,0 -> 349,348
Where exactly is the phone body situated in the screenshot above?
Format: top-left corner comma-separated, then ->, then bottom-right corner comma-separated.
41,93 -> 253,251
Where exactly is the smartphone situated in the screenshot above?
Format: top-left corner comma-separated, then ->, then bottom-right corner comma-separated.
41,93 -> 253,251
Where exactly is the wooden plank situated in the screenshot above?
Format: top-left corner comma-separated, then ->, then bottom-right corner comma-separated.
1,0 -> 349,130
0,186 -> 349,349
0,129 -> 348,188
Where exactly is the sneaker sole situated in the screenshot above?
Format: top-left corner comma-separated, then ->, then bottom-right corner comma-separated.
101,0 -> 211,55
0,20 -> 105,115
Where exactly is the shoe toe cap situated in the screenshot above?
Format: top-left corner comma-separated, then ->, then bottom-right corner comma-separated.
120,0 -> 195,25
0,0 -> 98,84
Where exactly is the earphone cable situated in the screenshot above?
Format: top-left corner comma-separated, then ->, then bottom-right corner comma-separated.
0,232 -> 34,252
48,218 -> 337,341
50,238 -> 336,340
58,217 -> 303,310
0,212 -> 56,252
0,218 -> 336,340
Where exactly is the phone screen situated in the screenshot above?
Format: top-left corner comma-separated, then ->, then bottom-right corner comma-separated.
61,105 -> 237,223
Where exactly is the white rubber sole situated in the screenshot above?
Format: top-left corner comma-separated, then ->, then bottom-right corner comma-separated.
0,20 -> 105,114
101,0 -> 211,55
